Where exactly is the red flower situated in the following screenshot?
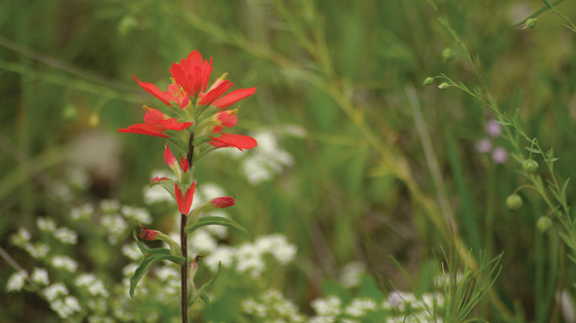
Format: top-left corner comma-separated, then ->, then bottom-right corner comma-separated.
133,76 -> 190,109
139,225 -> 160,240
175,182 -> 195,215
209,133 -> 257,151
118,107 -> 193,138
170,50 -> 213,98
212,87 -> 257,109
180,156 -> 189,173
211,110 -> 238,133
210,197 -> 235,208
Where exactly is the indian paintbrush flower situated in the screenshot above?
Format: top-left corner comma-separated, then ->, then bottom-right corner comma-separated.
211,196 -> 235,208
164,144 -> 182,181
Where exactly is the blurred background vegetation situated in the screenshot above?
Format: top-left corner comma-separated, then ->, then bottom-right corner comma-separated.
2,0 -> 576,322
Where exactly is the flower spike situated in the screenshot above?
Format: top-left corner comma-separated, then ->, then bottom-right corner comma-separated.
175,182 -> 195,215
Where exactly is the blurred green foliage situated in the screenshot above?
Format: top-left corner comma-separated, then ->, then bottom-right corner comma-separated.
2,0 -> 576,322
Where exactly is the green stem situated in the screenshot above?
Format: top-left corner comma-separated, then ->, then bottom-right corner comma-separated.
181,213 -> 188,323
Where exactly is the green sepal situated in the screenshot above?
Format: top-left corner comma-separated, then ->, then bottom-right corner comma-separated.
188,262 -> 222,309
185,216 -> 248,235
129,231 -> 185,298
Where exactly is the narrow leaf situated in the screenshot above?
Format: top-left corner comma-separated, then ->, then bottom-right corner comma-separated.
513,108 -> 519,124
130,232 -> 185,298
525,147 -> 541,154
561,178 -> 571,197
494,121 -> 512,126
559,232 -> 576,251
185,216 -> 248,235
546,180 -> 558,190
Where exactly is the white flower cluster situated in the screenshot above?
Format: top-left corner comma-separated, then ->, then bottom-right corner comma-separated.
121,205 -> 152,224
51,255 -> 78,272
75,274 -> 109,297
101,213 -> 128,244
9,227 -> 31,247
237,129 -> 295,186
32,267 -> 50,286
100,199 -> 121,213
54,227 -> 78,244
5,270 -> 27,292
195,233 -> 297,279
143,170 -> 175,205
122,242 -> 143,262
42,283 -> 82,319
242,289 -> 306,323
37,217 -> 57,232
383,291 -> 444,311
154,266 -> 180,297
339,261 -> 366,288
70,203 -> 94,221
10,227 -> 50,259
344,298 -> 377,317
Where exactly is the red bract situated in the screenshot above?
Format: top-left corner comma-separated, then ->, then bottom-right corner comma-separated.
139,226 -> 159,240
175,182 -> 195,215
212,110 -> 238,133
170,50 -> 213,98
150,177 -> 169,185
209,133 -> 257,151
133,76 -> 190,109
212,87 -> 257,109
118,107 -> 193,138
211,197 -> 235,208
180,156 -> 189,173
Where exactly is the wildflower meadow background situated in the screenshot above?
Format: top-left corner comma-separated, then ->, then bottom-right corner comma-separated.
2,0 -> 576,322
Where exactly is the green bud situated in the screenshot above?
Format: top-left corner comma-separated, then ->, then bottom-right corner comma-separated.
522,159 -> 539,174
525,18 -> 538,29
438,83 -> 450,90
505,194 -> 523,212
442,48 -> 455,62
423,77 -> 434,86
536,216 -> 553,233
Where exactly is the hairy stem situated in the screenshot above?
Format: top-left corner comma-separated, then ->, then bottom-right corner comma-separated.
181,213 -> 188,323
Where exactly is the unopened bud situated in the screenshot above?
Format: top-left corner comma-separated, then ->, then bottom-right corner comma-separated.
522,159 -> 539,174
439,83 -> 450,90
442,48 -> 455,62
525,18 -> 538,29
139,225 -> 159,240
536,216 -> 553,232
423,77 -> 434,86
505,194 -> 523,212
211,197 -> 235,208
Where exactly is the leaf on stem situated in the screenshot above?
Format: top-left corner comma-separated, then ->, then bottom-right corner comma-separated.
129,231 -> 185,298
185,216 -> 248,235
188,262 -> 222,309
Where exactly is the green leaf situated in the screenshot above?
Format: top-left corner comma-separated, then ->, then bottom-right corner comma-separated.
559,232 -> 576,251
513,108 -> 519,125
185,216 -> 248,235
561,178 -> 571,198
459,82 -> 469,92
546,158 -> 559,163
494,121 -> 512,126
130,232 -> 185,298
546,179 -> 558,190
150,178 -> 176,200
525,147 -> 541,154
193,135 -> 214,146
188,262 -> 222,309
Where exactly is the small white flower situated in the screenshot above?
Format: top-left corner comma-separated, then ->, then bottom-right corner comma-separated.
25,242 -> 50,259
339,261 -> 366,288
51,256 -> 78,272
204,246 -> 235,272
10,227 -> 31,247
54,227 -> 78,244
190,230 -> 218,253
122,243 -> 142,261
121,205 -> 152,224
311,296 -> 342,317
32,268 -> 50,286
101,214 -> 128,242
100,199 -> 120,213
6,270 -> 27,292
155,266 -> 179,282
75,273 -> 97,287
43,283 -> 69,301
37,217 -> 57,232
344,298 -> 377,317
70,203 -> 94,220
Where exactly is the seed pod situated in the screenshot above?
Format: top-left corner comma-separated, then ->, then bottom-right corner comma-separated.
522,159 -> 539,174
438,83 -> 450,90
423,77 -> 434,86
536,216 -> 553,233
442,48 -> 455,62
505,194 -> 523,212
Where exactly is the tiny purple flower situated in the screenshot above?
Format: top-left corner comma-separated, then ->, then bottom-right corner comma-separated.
475,138 -> 492,153
492,146 -> 509,164
486,120 -> 502,138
